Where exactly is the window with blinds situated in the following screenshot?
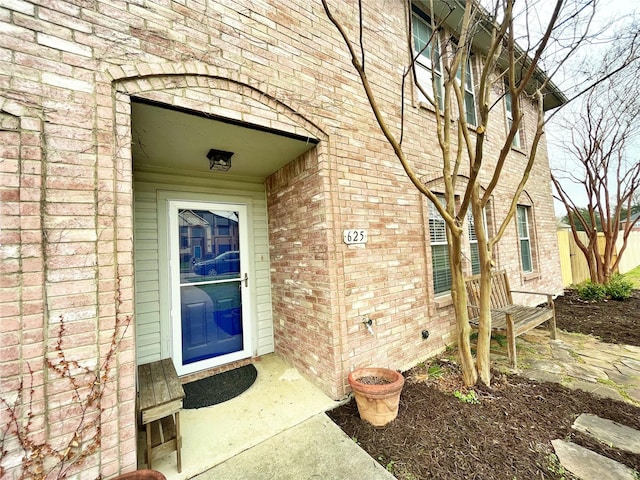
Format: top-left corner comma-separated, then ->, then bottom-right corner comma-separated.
429,195 -> 451,294
517,205 -> 533,273
467,211 -> 480,275
429,196 -> 491,295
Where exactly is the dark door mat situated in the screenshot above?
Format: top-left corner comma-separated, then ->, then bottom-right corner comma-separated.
183,364 -> 258,409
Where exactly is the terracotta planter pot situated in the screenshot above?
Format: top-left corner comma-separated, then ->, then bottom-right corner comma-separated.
112,470 -> 166,480
348,367 -> 405,427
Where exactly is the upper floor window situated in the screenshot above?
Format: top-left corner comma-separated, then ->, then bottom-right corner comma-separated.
505,86 -> 521,148
517,205 -> 533,272
455,51 -> 477,126
217,216 -> 230,236
412,7 -> 443,109
413,7 -> 477,126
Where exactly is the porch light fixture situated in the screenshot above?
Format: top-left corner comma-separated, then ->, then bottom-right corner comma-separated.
207,149 -> 234,172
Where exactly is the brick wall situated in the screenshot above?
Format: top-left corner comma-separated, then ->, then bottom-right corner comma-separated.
1,0 -> 563,476
266,148 -> 345,399
0,92 -> 136,477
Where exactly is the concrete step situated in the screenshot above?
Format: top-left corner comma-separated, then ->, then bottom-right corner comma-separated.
573,413 -> 640,455
552,439 -> 637,480
194,414 -> 396,480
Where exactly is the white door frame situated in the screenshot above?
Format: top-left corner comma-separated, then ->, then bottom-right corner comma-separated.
167,199 -> 253,376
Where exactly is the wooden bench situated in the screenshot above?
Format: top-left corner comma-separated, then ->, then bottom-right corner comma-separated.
138,358 -> 185,472
465,270 -> 556,368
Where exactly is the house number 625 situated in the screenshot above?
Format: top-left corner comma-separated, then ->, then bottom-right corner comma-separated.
343,229 -> 367,245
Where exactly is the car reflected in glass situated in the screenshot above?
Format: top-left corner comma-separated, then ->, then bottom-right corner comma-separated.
192,251 -> 240,276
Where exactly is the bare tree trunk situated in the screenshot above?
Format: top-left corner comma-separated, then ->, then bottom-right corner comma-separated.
472,189 -> 492,386
449,231 -> 477,387
601,231 -> 618,281
588,242 -> 600,283
476,270 -> 492,385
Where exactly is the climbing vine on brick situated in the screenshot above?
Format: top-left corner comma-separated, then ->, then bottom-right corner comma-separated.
0,314 -> 130,480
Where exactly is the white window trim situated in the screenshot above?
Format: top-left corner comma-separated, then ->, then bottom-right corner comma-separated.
517,205 -> 533,273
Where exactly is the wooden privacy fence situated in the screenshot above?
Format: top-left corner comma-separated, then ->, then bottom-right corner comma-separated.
557,229 -> 640,286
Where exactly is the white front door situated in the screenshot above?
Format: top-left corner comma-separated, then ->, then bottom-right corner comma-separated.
168,200 -> 252,375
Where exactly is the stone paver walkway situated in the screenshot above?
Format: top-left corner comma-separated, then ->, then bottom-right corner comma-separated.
491,329 -> 640,478
552,413 -> 640,480
492,329 -> 640,406
552,438 -> 637,480
573,413 -> 640,455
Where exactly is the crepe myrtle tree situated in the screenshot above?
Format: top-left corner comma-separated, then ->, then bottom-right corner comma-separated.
552,59 -> 640,284
321,0 -> 638,386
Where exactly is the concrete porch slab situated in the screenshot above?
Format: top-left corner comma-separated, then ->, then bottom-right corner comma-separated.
140,354 -> 339,480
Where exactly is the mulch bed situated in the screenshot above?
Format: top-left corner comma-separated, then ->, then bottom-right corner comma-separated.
328,290 -> 640,479
555,289 -> 640,347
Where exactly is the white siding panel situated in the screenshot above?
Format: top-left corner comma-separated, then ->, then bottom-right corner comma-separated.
137,329 -> 160,346
134,186 -> 161,365
137,345 -> 159,363
135,291 -> 159,305
257,323 -> 274,356
134,173 -> 275,367
136,311 -> 160,326
136,301 -> 159,315
136,280 -> 159,293
251,199 -> 274,355
136,260 -> 160,272
135,269 -> 157,283
135,232 -> 157,242
135,250 -> 159,262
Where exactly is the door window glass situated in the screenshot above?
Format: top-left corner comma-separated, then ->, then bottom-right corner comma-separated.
178,208 -> 243,364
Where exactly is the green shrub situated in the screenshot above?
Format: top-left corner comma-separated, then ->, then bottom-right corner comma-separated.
576,275 -> 634,301
576,281 -> 606,301
454,389 -> 480,404
605,274 -> 634,300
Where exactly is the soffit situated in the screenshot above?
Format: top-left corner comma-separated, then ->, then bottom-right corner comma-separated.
131,100 -> 318,180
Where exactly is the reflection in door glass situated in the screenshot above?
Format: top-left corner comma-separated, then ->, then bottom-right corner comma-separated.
178,208 -> 243,364
181,283 -> 243,364
178,209 -> 241,283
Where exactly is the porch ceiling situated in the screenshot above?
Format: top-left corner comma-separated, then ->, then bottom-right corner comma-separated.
131,99 -> 318,180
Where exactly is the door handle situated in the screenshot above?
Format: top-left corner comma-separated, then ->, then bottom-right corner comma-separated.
243,273 -> 248,287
